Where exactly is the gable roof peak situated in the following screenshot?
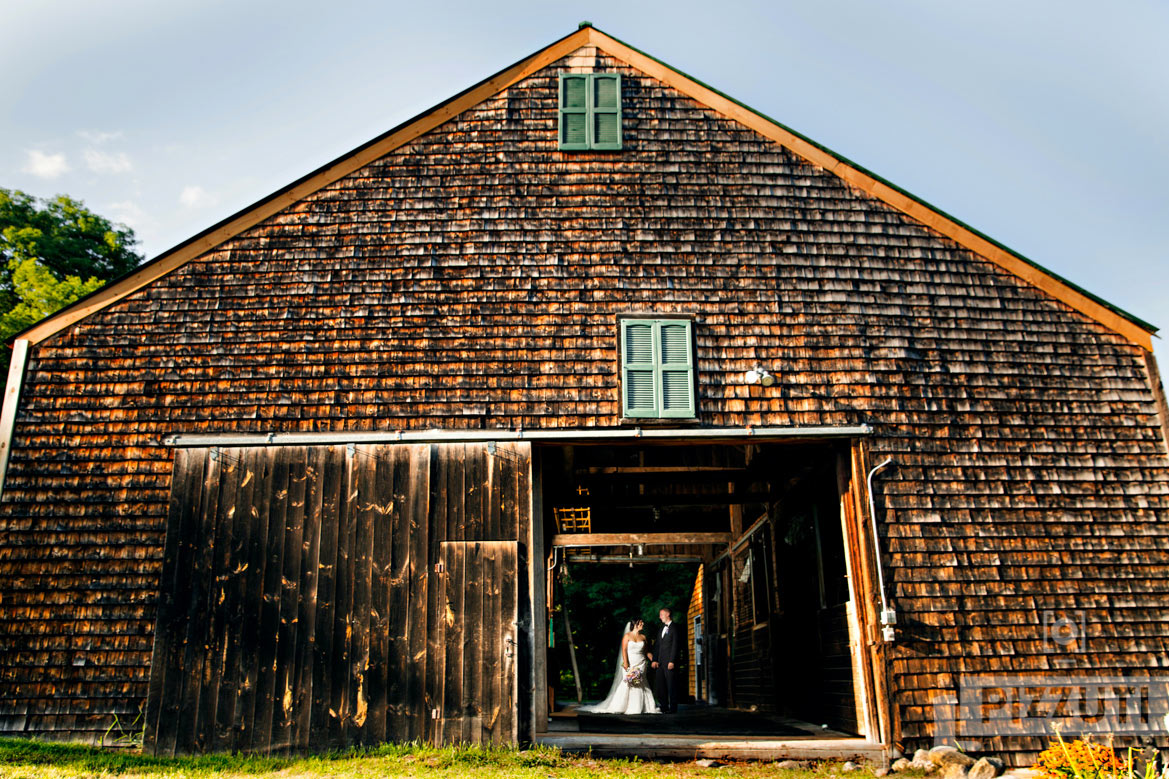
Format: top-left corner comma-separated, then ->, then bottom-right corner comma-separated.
13,24 -> 1156,350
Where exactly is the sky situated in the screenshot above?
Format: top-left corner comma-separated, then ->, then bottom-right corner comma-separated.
2,0 -> 1167,363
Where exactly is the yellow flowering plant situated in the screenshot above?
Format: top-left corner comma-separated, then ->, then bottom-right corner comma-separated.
1034,731 -> 1165,779
1035,734 -> 1123,779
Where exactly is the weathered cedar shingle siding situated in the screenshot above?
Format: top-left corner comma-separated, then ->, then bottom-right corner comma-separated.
1,48 -> 1167,758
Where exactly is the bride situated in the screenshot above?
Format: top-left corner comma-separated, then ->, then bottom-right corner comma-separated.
578,619 -> 660,715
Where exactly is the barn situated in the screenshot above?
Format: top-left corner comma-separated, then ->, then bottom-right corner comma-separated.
1,24 -> 1167,765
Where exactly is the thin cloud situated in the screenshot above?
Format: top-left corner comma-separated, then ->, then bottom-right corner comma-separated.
179,185 -> 217,209
77,130 -> 124,144
108,200 -> 145,229
83,149 -> 132,174
22,150 -> 70,179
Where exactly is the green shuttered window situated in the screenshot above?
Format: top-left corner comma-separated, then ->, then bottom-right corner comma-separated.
558,73 -> 622,151
620,318 -> 696,419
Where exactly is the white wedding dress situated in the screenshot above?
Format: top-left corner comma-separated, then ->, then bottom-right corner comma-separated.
578,625 -> 661,715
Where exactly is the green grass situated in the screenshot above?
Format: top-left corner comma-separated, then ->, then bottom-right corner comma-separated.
0,738 -> 887,778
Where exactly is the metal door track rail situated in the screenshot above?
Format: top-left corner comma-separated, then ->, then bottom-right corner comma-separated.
163,424 -> 872,448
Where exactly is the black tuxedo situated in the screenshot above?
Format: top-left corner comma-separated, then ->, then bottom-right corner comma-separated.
653,620 -> 685,712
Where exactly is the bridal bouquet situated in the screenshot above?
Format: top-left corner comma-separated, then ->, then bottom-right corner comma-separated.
623,665 -> 646,688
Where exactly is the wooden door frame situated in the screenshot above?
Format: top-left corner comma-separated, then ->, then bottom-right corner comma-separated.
836,438 -> 894,747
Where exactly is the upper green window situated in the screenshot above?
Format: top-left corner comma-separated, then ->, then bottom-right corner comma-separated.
558,73 -> 622,151
620,318 -> 696,419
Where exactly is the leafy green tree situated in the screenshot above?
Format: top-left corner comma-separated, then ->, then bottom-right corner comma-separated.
0,258 -> 106,339
554,562 -> 699,700
0,188 -> 142,341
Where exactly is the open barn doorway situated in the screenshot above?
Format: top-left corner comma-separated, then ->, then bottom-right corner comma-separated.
531,439 -> 885,754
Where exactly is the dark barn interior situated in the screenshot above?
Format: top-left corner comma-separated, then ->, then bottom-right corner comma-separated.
536,440 -> 867,740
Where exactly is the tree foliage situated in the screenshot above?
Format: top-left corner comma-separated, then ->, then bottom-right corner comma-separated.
553,561 -> 698,700
0,188 -> 142,341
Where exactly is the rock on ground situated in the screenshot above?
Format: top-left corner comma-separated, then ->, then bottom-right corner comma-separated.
942,763 -> 970,779
936,752 -> 976,769
776,760 -> 804,770
891,758 -> 912,772
968,757 -> 1004,779
928,746 -> 959,761
911,749 -> 936,772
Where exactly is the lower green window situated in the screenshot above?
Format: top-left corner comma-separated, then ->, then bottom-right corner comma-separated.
620,318 -> 695,419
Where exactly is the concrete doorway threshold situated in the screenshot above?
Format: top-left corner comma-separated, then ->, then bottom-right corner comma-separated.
538,706 -> 885,761
537,732 -> 885,761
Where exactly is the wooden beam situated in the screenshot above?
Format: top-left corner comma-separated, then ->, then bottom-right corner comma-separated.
582,492 -> 775,509
550,532 -> 730,548
727,482 -> 743,540
564,554 -> 704,564
712,513 -> 769,566
0,339 -> 29,500
579,466 -> 749,475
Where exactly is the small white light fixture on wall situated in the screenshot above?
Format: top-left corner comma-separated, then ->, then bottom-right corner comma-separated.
745,365 -> 775,387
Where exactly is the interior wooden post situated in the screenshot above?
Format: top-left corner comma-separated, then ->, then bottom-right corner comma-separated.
529,448 -> 548,736
728,481 -> 743,539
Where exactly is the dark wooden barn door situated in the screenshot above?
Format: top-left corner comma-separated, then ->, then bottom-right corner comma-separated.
436,541 -> 519,744
144,442 -> 529,755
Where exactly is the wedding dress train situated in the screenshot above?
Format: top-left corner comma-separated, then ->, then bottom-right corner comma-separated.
578,630 -> 660,715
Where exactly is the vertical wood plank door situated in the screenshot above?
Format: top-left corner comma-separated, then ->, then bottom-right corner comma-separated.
437,541 -> 519,745
145,442 -> 529,755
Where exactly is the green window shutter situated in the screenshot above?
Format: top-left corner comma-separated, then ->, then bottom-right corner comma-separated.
590,74 -> 622,150
621,318 -> 696,419
559,73 -> 622,151
657,319 -> 695,418
559,74 -> 589,150
622,320 -> 658,417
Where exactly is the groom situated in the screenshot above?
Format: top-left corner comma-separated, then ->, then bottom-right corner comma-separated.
650,607 -> 684,713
